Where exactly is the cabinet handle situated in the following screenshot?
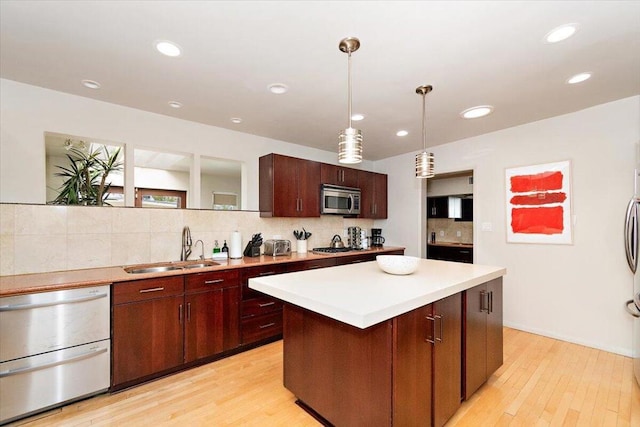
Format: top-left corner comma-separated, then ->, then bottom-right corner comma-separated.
435,314 -> 443,343
258,301 -> 275,307
425,315 -> 436,344
187,302 -> 191,321
341,170 -> 345,182
259,322 -> 276,329
204,279 -> 224,285
459,250 -> 470,254
489,291 -> 493,314
179,304 -> 183,325
139,287 -> 164,293
299,198 -> 303,212
480,290 -> 489,313
258,271 -> 276,276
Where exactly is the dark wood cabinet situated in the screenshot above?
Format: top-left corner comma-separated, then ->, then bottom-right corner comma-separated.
464,278 -> 503,399
240,265 -> 287,345
335,249 -> 404,265
427,196 -> 449,218
427,244 -> 473,263
456,198 -> 473,222
320,163 -> 359,188
285,290 -> 461,427
112,277 -> 184,388
259,153 -> 321,217
358,170 -> 388,219
184,270 -> 240,363
432,292 -> 462,427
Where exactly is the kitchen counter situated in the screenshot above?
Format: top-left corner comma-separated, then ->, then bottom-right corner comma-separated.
0,246 -> 404,297
428,241 -> 473,248
249,258 -> 505,328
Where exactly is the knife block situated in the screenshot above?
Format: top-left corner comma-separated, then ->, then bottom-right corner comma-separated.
243,242 -> 261,257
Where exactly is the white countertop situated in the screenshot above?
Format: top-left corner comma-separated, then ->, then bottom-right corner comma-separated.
249,259 -> 506,329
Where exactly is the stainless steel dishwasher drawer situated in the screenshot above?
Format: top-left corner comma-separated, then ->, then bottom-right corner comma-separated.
0,340 -> 110,424
0,286 -> 110,362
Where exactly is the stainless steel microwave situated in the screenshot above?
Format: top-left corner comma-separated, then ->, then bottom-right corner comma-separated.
321,184 -> 361,215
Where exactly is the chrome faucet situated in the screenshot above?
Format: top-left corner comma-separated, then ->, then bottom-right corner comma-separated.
195,239 -> 204,260
181,226 -> 192,261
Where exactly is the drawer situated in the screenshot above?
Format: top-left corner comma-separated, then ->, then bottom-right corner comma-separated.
113,277 -> 184,305
185,269 -> 240,293
335,253 -> 376,265
286,258 -> 336,272
241,265 -> 286,300
241,312 -> 283,344
241,296 -> 283,318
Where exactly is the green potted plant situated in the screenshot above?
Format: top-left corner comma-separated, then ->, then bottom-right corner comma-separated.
50,145 -> 123,206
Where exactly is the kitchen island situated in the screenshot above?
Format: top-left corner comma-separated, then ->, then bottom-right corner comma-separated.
250,258 -> 506,427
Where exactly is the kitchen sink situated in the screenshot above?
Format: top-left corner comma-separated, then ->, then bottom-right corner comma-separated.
124,265 -> 182,274
124,260 -> 220,274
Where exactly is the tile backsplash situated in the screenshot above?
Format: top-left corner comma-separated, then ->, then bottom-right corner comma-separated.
0,204 -> 373,276
427,218 -> 473,244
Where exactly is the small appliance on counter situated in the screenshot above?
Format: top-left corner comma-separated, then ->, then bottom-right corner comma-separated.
264,239 -> 291,256
371,228 -> 385,247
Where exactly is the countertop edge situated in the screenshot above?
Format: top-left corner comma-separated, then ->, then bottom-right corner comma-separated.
0,247 -> 405,297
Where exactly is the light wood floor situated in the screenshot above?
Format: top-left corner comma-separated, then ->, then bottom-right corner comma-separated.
11,328 -> 640,426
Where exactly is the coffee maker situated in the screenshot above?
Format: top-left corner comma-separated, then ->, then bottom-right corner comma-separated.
370,228 -> 385,247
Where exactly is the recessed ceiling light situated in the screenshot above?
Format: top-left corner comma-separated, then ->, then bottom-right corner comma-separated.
81,79 -> 101,89
230,118 -> 243,124
351,114 -> 365,121
268,83 -> 289,94
567,72 -> 592,84
155,40 -> 182,57
396,130 -> 409,137
545,24 -> 578,43
168,101 -> 183,108
461,105 -> 494,119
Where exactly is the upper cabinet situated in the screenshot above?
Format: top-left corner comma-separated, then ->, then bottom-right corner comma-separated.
320,163 -> 359,188
259,153 -> 388,219
259,154 -> 321,217
358,170 -> 388,219
427,196 -> 449,219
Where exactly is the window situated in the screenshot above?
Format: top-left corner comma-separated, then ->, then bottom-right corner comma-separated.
135,188 -> 187,209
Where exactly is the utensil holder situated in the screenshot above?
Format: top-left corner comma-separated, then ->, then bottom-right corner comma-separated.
297,240 -> 307,254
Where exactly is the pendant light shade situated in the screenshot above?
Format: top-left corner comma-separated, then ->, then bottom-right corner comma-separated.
415,85 -> 435,178
338,37 -> 363,164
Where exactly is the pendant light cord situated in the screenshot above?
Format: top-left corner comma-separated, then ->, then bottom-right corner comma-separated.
422,91 -> 426,151
348,52 -> 352,129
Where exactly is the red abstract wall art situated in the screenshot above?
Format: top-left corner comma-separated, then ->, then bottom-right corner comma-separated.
505,161 -> 572,244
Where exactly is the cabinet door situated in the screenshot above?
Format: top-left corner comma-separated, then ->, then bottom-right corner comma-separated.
433,292 -> 462,427
428,196 -> 449,218
297,158 -> 321,217
373,172 -> 388,219
358,170 -> 375,218
272,155 -> 300,217
486,279 -> 503,376
464,283 -> 488,399
112,295 -> 184,387
320,163 -> 358,187
393,304 -> 432,426
184,286 -> 240,363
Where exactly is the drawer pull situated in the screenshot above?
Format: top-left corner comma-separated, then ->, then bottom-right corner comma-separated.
258,302 -> 275,308
259,322 -> 276,329
459,250 -> 470,254
258,271 -> 276,276
139,287 -> 165,293
204,279 -> 224,285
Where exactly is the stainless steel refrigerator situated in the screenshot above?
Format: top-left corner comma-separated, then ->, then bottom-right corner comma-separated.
624,168 -> 640,386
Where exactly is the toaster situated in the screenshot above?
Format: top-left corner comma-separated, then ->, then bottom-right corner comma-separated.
263,239 -> 291,256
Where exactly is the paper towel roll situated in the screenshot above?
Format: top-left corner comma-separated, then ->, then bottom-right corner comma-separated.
229,231 -> 243,259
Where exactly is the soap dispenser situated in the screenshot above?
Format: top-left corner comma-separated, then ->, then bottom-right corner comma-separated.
213,240 -> 221,254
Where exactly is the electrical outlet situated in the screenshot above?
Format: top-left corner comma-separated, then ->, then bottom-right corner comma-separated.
456,231 -> 461,237
439,230 -> 444,237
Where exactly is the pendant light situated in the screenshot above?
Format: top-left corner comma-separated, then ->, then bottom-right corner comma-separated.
338,37 -> 363,164
415,85 -> 435,178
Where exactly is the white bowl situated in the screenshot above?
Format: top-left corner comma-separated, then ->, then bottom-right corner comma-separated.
376,255 -> 420,275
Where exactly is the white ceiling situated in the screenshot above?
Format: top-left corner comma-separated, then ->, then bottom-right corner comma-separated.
2,1 -> 639,161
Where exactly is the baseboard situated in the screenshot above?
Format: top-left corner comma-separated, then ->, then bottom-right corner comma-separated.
503,321 -> 632,358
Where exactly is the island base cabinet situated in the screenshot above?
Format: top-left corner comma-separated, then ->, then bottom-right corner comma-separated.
283,304 -> 393,427
464,278 -> 503,399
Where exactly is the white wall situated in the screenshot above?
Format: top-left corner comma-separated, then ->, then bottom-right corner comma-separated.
376,96 -> 640,356
0,79 -> 373,208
